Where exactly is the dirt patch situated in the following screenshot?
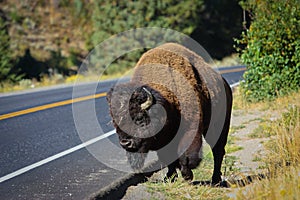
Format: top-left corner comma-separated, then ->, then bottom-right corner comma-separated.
229,110 -> 269,174
122,184 -> 166,200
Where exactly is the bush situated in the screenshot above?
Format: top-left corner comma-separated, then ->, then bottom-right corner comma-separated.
236,0 -> 300,102
0,15 -> 19,84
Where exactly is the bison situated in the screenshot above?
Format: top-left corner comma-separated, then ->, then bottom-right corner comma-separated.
107,43 -> 232,185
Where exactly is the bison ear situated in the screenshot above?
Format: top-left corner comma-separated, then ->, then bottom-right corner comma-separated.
141,87 -> 153,110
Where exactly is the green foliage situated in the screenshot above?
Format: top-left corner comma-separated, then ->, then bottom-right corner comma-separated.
9,7 -> 22,24
90,0 -> 204,75
236,0 -> 300,102
91,0 -> 204,45
46,49 -> 78,76
1,0 -> 245,86
0,17 -> 11,82
0,16 -> 21,84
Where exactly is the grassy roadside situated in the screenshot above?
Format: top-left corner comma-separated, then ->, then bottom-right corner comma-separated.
233,104 -> 300,199
128,88 -> 300,200
143,144 -> 240,200
0,71 -> 132,93
0,54 -> 240,93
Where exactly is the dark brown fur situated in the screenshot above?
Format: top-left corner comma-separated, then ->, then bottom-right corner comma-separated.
107,43 -> 232,184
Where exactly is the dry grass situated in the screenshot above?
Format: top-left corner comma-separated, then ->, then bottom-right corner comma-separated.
145,149 -> 235,200
0,74 -> 66,93
143,135 -> 241,200
213,54 -> 242,67
0,69 -> 133,93
232,105 -> 300,200
234,166 -> 300,200
265,106 -> 300,171
233,87 -> 300,111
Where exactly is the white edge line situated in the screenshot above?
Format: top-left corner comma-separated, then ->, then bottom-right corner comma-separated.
230,81 -> 241,89
0,81 -> 241,184
0,129 -> 115,183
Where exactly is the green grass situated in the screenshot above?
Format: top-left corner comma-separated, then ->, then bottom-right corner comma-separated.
229,118 -> 265,136
145,155 -> 233,200
144,134 -> 241,200
226,135 -> 243,154
249,120 -> 274,138
229,125 -> 246,134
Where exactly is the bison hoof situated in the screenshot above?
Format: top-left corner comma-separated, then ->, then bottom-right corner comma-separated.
181,169 -> 193,181
211,175 -> 227,187
211,180 -> 229,188
182,173 -> 193,181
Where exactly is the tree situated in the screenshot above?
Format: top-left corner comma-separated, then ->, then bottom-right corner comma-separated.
88,0 -> 204,75
91,0 -> 204,45
0,15 -> 14,84
236,0 -> 300,101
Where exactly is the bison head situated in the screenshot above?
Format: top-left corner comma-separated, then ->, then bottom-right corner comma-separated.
107,83 -> 179,170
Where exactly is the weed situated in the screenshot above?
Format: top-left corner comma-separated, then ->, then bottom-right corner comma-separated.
229,125 -> 246,134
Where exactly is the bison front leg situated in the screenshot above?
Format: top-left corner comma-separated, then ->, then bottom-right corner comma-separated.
157,151 -> 179,182
164,160 -> 179,182
179,156 -> 193,181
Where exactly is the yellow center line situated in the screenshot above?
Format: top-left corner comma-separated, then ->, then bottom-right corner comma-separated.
0,92 -> 107,121
0,67 -> 246,121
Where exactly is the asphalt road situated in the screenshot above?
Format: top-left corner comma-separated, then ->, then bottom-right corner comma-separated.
0,66 -> 245,199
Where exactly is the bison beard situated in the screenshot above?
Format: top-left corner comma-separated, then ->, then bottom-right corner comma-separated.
126,151 -> 147,171
107,43 -> 232,185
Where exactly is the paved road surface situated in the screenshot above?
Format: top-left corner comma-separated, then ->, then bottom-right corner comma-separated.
0,66 -> 245,199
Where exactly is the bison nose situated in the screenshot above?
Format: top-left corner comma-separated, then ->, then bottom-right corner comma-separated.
120,139 -> 134,149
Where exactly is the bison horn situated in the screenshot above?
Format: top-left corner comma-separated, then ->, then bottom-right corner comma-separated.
141,87 -> 153,110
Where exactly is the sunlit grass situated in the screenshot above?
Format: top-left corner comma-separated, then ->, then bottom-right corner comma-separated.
145,155 -> 233,200
232,106 -> 300,200
229,125 -> 246,134
249,119 -> 274,138
234,166 -> 300,200
144,133 -> 240,199
233,87 -> 300,111
0,69 -> 133,93
213,54 -> 242,67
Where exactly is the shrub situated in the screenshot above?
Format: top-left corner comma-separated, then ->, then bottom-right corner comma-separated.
0,15 -> 20,84
236,0 -> 300,102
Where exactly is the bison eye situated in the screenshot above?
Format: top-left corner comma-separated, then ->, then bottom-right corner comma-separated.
136,113 -> 144,120
133,112 -> 150,126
